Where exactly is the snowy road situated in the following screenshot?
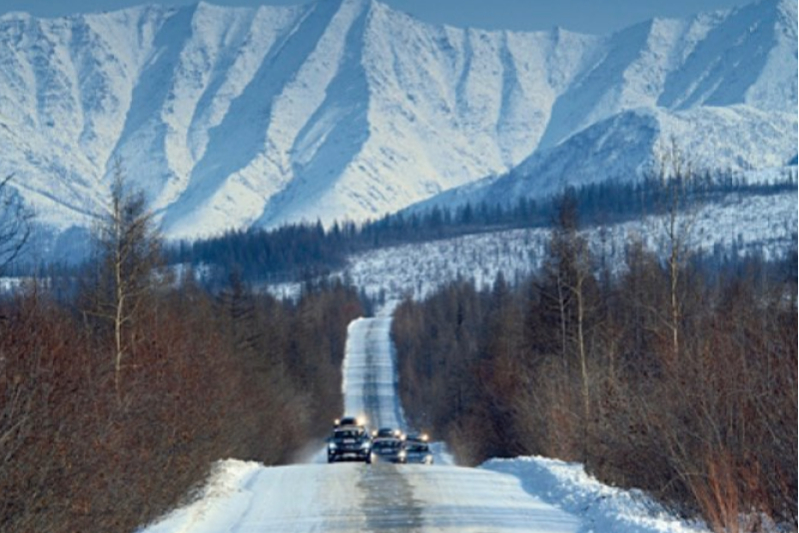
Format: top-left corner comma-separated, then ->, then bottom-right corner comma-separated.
341,315 -> 406,434
142,308 -> 582,532
142,308 -> 710,533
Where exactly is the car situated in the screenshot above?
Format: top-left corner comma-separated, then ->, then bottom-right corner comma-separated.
370,436 -> 406,464
403,432 -> 428,444
403,434 -> 433,465
334,416 -> 366,429
372,427 -> 403,439
327,426 -> 372,464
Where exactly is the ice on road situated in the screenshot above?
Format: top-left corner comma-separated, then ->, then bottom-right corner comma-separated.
141,310 -> 582,532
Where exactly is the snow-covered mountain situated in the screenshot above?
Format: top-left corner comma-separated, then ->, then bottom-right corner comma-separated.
409,106 -> 797,213
0,0 -> 795,246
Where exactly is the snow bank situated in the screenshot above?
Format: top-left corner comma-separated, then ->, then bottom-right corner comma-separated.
139,459 -> 262,533
483,456 -> 711,533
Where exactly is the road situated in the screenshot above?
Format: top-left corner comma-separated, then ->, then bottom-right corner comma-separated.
342,315 -> 406,435
143,310 -> 582,533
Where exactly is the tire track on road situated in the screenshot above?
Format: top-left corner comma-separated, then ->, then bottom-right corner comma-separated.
359,317 -> 424,532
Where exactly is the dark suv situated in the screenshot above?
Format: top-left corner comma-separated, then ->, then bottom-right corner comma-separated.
403,434 -> 434,465
334,416 -> 363,428
370,436 -> 406,464
327,426 -> 372,463
372,427 -> 403,439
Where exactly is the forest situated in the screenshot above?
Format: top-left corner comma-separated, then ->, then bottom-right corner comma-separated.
164,168 -> 797,285
0,171 -> 363,533
391,191 -> 797,532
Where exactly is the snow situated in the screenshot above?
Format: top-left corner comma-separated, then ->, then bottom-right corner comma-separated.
140,460 -> 374,533
139,303 -> 717,533
263,185 -> 796,302
415,108 -> 797,213
140,456 -> 715,533
0,277 -> 26,291
0,0 -> 794,254
484,457 -> 711,533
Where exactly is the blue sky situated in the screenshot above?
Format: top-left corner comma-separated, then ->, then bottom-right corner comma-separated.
0,0 -> 746,34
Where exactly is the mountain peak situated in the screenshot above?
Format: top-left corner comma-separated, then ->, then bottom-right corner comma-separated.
0,0 -> 793,249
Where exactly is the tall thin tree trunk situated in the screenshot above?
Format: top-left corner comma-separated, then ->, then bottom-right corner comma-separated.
557,272 -> 568,370
576,278 -> 589,426
114,193 -> 124,400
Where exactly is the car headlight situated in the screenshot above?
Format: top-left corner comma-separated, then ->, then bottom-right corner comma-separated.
398,450 -> 407,459
360,441 -> 371,449
328,442 -> 337,449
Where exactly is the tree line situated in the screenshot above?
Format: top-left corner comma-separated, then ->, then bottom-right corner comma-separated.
392,188 -> 797,531
0,168 -> 363,533
164,168 -> 796,285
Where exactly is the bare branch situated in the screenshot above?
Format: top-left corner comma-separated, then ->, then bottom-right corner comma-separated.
0,174 -> 34,275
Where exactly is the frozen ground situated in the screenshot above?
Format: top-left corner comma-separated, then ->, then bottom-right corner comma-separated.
139,306 -> 715,533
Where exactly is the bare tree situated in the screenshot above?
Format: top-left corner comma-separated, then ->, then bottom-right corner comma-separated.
541,190 -> 596,453
89,160 -> 162,398
0,175 -> 33,276
649,137 -> 699,365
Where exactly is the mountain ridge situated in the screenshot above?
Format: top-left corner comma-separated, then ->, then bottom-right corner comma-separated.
0,0 -> 794,249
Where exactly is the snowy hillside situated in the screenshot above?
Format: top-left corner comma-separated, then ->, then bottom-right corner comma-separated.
267,187 -> 797,301
0,0 -> 795,248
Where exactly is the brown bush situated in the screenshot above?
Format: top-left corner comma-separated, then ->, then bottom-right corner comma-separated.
0,277 -> 362,533
393,248 -> 797,528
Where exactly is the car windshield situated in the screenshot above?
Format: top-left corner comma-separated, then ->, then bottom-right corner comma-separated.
406,443 -> 429,452
373,440 -> 401,449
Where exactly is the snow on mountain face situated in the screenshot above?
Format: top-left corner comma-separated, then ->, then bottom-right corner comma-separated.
415,105 -> 796,212
0,0 -> 795,244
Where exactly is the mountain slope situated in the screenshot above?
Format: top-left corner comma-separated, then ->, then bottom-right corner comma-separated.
0,0 -> 794,245
411,105 -> 796,213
